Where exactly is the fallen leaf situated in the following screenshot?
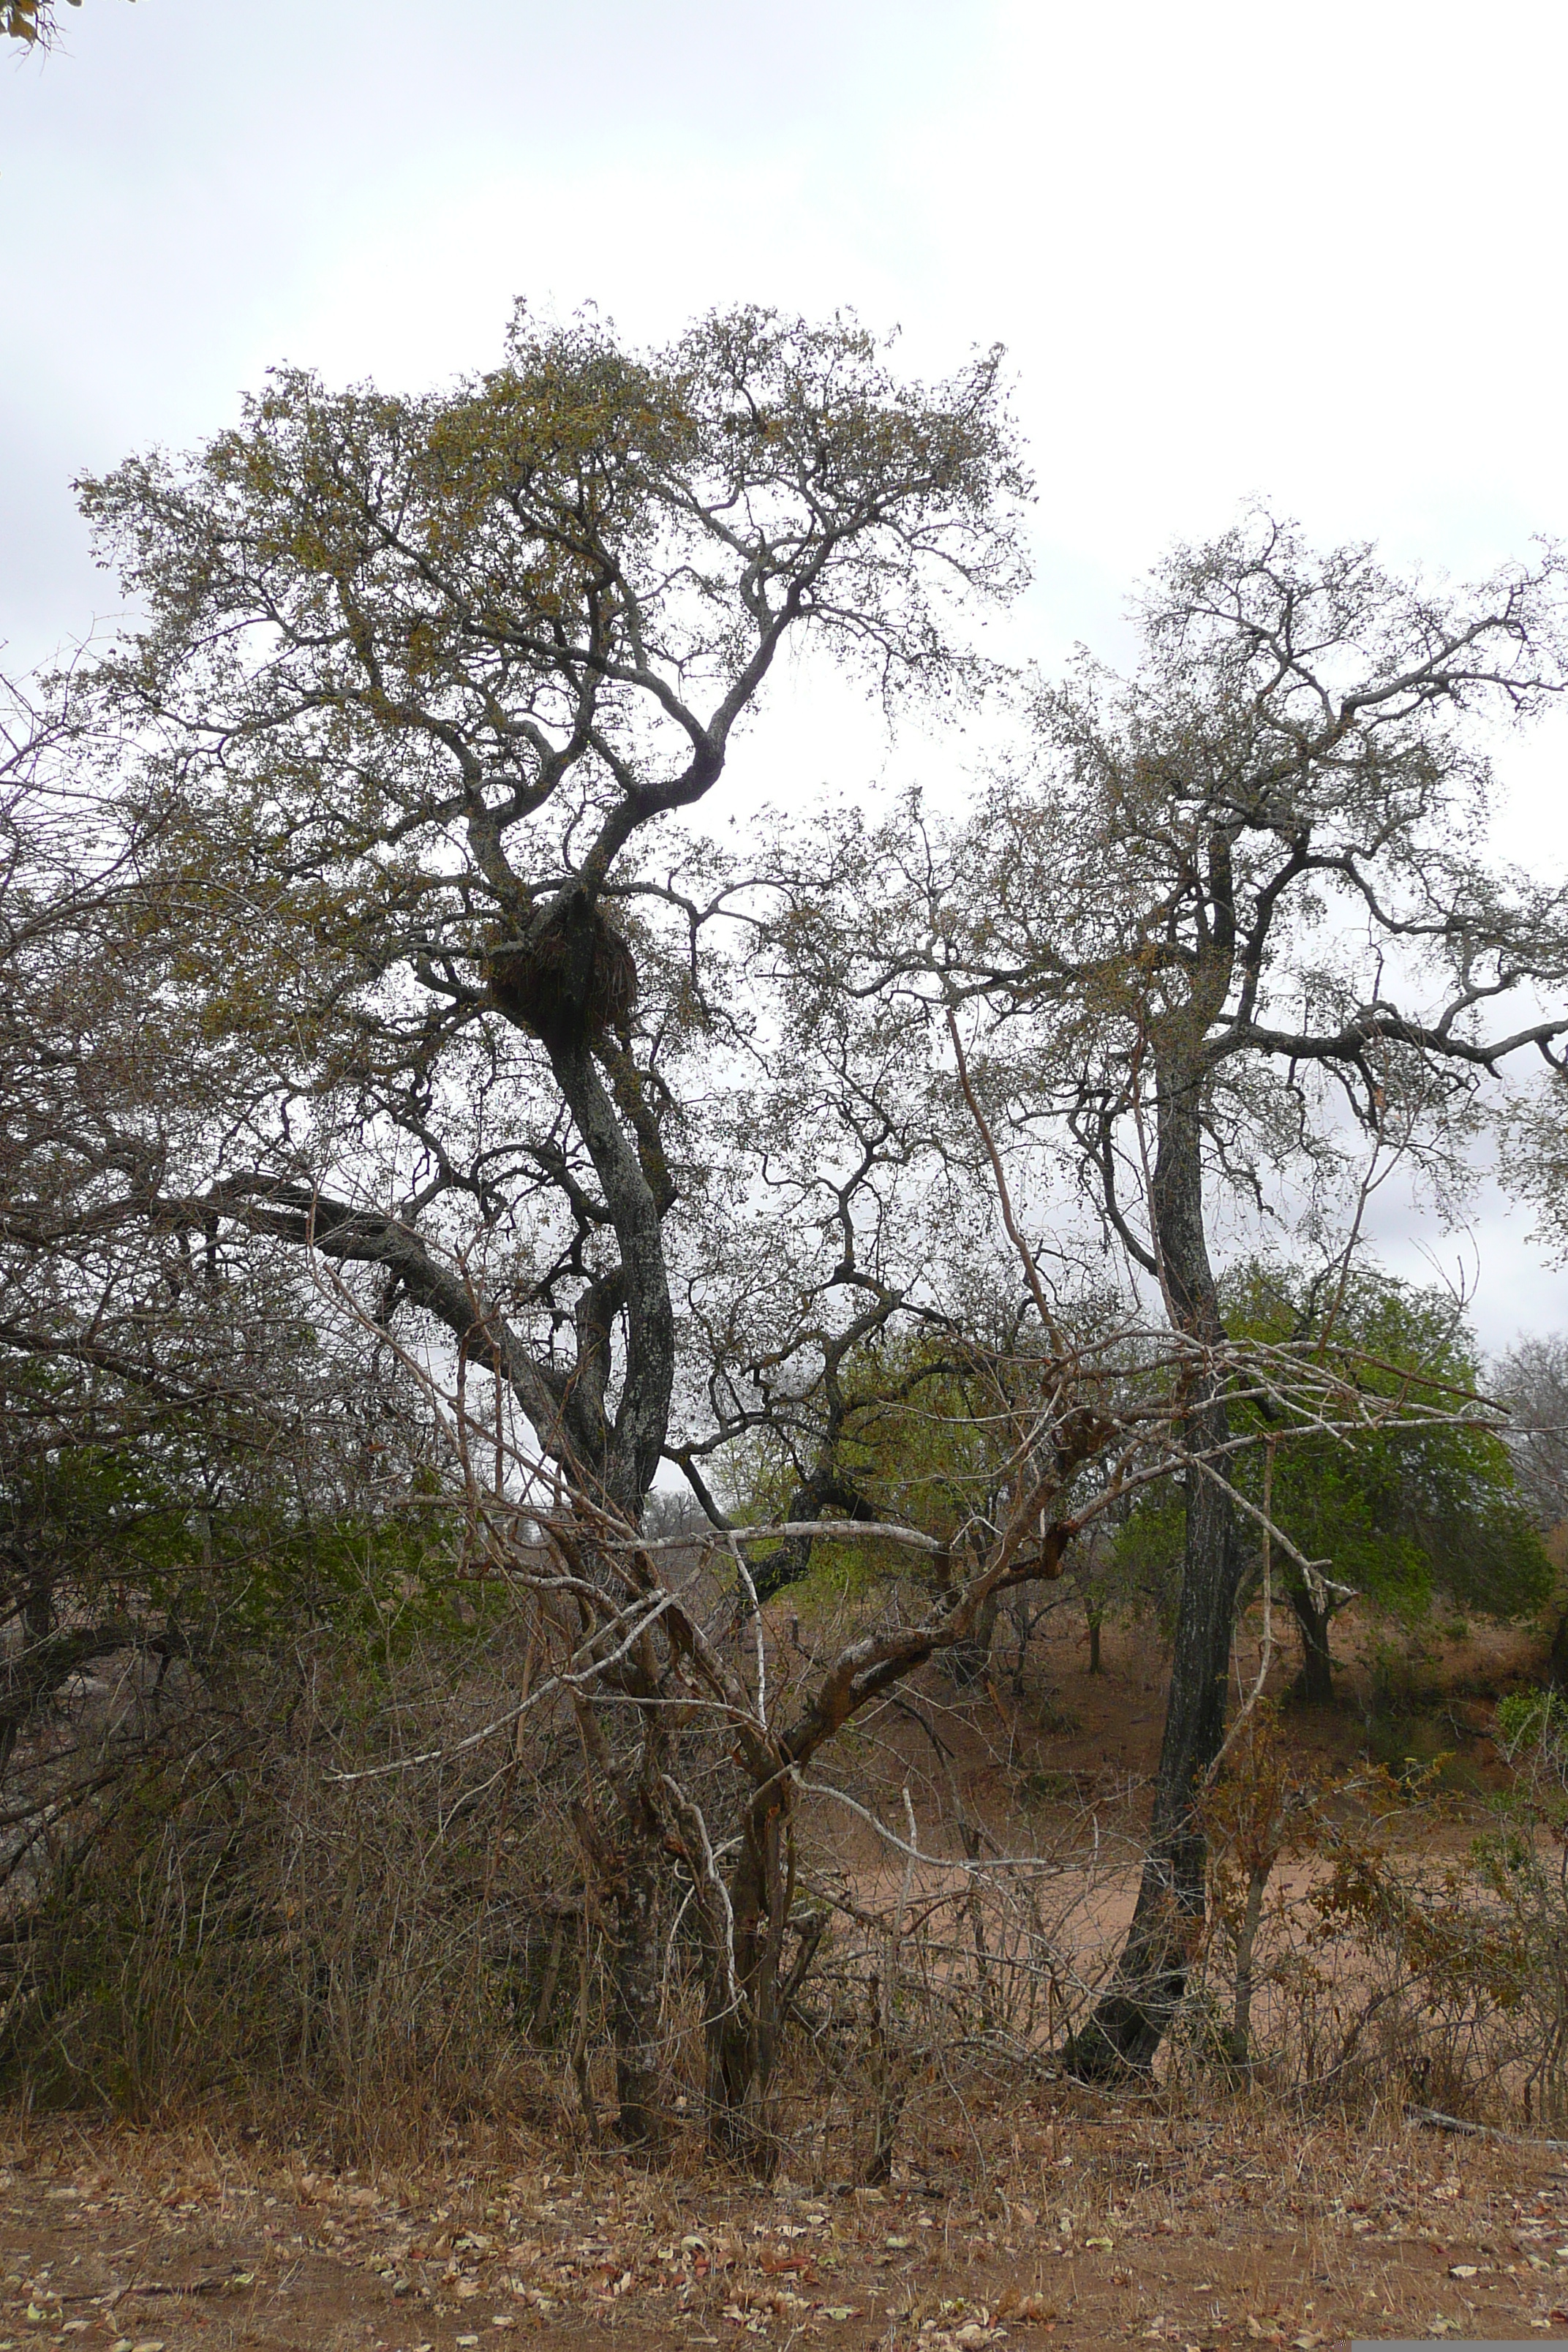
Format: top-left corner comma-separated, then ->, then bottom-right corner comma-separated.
1450,2264 -> 1479,2280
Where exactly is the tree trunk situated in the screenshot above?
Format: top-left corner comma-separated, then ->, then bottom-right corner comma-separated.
1087,1605 -> 1104,1676
608,1850 -> 665,2146
573,1775 -> 668,2150
659,1763 -> 794,2176
706,1815 -> 780,2171
1065,1060 -> 1242,2078
1289,1585 -> 1335,1706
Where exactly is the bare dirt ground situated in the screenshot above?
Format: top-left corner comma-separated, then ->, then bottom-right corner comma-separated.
6,2100 -> 1568,2352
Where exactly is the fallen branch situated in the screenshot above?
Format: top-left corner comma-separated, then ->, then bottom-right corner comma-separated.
1406,2103 -> 1568,2152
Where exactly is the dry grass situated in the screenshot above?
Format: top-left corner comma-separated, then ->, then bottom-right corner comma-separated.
6,2090 -> 1568,2348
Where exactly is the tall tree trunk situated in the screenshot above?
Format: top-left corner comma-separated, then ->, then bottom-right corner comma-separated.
540,1014 -> 682,2141
1065,1062 -> 1242,2077
1087,1603 -> 1104,1676
608,1847 -> 665,2146
704,1796 -> 789,2173
1289,1584 -> 1335,1705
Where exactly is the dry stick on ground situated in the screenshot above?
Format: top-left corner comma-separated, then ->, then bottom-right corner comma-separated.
1407,2105 -> 1568,2151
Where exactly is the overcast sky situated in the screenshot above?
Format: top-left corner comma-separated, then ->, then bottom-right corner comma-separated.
4,0 -> 1567,1346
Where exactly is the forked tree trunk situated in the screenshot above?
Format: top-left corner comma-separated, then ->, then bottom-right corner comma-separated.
1289,1585 -> 1335,1706
1065,1060 -> 1243,2078
669,1780 -> 794,2175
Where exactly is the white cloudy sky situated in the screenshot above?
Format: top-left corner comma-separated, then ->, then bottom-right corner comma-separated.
4,0 -> 1567,1346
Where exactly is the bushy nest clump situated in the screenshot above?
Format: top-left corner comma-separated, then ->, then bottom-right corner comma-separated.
483,891 -> 637,1047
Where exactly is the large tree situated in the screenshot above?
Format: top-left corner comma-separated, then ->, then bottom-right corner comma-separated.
80,305 -> 1024,1517
72,304 -> 1027,2139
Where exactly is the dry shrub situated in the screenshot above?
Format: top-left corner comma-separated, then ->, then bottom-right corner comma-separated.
0,1613 -> 613,2160
24,1540 -> 1568,2178
1176,1689 -> 1568,2130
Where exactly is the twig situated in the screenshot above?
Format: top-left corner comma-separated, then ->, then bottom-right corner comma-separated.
323,1588 -> 680,1781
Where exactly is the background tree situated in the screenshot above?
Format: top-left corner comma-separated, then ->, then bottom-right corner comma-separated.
1118,1261 -> 1550,1705
0,696 -> 471,2055
981,520 -> 1568,2071
1492,1335 -> 1568,1688
1494,1335 -> 1568,1529
781,513 -> 1568,2071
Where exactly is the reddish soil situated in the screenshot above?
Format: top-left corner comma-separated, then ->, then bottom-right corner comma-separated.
5,2102 -> 1568,2352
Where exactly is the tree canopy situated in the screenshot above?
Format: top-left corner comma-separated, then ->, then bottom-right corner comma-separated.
76,304 -> 1026,1521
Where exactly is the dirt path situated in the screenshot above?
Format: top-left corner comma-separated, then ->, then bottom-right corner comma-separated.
4,2103 -> 1568,2351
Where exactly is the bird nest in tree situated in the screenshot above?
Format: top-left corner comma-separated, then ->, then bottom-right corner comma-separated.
483,892 -> 638,1047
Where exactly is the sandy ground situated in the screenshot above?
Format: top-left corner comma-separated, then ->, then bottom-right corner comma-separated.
5,2098 -> 1568,2352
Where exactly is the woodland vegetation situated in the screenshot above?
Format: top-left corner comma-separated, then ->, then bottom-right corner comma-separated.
6,301 -> 1568,2182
